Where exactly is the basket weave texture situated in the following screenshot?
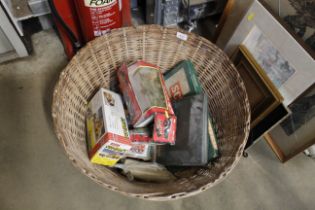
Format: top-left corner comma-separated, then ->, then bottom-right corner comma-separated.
52,25 -> 250,200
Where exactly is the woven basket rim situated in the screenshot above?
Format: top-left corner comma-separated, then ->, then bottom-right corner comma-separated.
51,25 -> 251,201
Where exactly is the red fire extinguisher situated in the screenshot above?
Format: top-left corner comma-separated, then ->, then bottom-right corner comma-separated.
48,0 -> 83,58
74,0 -> 132,43
74,0 -> 125,42
49,0 -> 131,58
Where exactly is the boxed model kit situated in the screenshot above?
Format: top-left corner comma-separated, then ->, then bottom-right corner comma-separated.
86,88 -> 131,166
118,61 -> 176,144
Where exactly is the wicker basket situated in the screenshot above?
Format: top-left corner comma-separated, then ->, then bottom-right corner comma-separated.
52,25 -> 250,200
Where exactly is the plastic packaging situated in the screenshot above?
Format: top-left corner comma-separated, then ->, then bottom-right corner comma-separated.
115,159 -> 176,182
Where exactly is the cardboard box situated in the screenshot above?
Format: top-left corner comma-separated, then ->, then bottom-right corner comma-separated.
156,93 -> 209,166
126,143 -> 153,161
128,113 -> 177,145
164,59 -> 202,100
86,88 -> 131,166
152,113 -> 176,144
129,127 -> 152,142
118,60 -> 175,128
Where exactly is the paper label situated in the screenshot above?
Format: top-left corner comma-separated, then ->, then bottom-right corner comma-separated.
91,139 -> 131,166
84,0 -> 121,37
84,0 -> 117,7
176,32 -> 188,41
247,12 -> 255,21
126,144 -> 151,159
102,140 -> 131,155
101,89 -> 129,138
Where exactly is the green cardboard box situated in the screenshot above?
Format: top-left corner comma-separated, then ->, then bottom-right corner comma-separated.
164,60 -> 202,100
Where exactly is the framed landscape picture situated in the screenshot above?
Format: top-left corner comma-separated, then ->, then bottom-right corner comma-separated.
264,84 -> 315,162
233,44 -> 283,128
216,0 -> 315,106
233,45 -> 289,149
243,26 -> 296,89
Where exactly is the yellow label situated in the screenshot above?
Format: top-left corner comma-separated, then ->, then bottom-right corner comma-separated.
86,116 -> 96,148
91,152 -> 120,166
247,12 -> 255,21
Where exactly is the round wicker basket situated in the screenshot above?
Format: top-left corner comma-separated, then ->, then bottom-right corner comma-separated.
52,25 -> 250,200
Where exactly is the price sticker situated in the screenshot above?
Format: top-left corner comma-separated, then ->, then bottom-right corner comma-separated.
176,32 -> 188,41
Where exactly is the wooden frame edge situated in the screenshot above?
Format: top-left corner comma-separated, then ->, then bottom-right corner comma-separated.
264,133 -> 286,162
212,0 -> 235,42
239,45 -> 284,102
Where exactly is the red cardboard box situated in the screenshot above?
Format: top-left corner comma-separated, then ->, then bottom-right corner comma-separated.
118,61 -> 176,144
128,114 -> 177,145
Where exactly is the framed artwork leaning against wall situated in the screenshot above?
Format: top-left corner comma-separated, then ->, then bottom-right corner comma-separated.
233,44 -> 283,128
232,45 -> 289,149
264,84 -> 315,162
217,0 -> 315,106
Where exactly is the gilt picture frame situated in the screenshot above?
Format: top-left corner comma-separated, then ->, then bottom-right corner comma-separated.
233,44 -> 283,128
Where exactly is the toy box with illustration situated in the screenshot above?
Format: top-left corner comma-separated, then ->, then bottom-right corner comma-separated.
118,61 -> 176,144
86,88 -> 131,166
129,127 -> 152,142
164,59 -> 202,101
118,60 -> 175,127
152,112 -> 176,144
129,115 -> 177,145
126,143 -> 153,161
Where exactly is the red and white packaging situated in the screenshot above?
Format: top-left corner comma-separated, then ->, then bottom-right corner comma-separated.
152,113 -> 176,144
126,143 -> 153,161
118,61 -> 176,144
128,116 -> 176,145
129,127 -> 152,142
118,61 -> 175,126
86,88 -> 132,166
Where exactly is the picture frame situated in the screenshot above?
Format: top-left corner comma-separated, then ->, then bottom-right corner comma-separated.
233,44 -> 283,128
216,0 -> 315,106
247,103 -> 290,149
242,26 -> 297,90
259,0 -> 314,55
213,0 -> 235,42
264,84 -> 315,162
